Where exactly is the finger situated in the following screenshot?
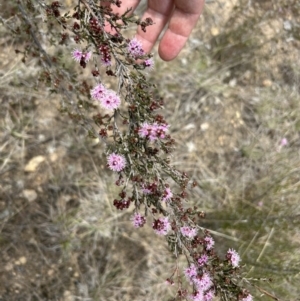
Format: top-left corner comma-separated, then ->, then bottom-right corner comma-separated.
135,0 -> 175,55
158,0 -> 205,61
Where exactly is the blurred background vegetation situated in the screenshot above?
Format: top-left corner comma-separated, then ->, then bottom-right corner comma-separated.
0,0 -> 299,300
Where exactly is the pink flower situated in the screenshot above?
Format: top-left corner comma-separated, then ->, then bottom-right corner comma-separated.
242,294 -> 253,301
107,153 -> 126,172
91,84 -> 121,110
72,49 -> 92,63
127,38 -> 144,57
138,123 -> 168,141
99,90 -> 121,110
180,226 -> 197,239
153,216 -> 171,235
91,84 -> 107,100
154,123 -> 169,139
138,122 -> 152,138
277,137 -> 288,152
197,254 -> 209,266
204,290 -> 215,301
82,51 -> 92,62
131,213 -> 146,228
227,248 -> 241,268
280,138 -> 288,146
72,49 -> 82,62
189,280 -> 214,301
204,236 -> 215,250
184,264 -> 198,282
193,272 -> 213,291
144,58 -> 154,69
162,187 -> 173,201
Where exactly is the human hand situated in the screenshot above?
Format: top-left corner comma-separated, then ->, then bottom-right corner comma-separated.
108,0 -> 205,61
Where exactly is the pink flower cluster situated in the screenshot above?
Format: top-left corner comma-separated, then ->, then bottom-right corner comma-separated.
131,212 -> 146,228
184,264 -> 197,281
190,289 -> 214,301
138,122 -> 169,141
152,217 -> 171,235
72,49 -> 92,63
194,272 -> 212,292
180,226 -> 198,239
203,236 -> 215,250
162,187 -> 173,201
197,254 -> 209,266
185,265 -> 214,301
227,248 -> 241,268
127,38 -> 144,57
107,153 -> 126,172
127,38 -> 154,69
91,84 -> 121,110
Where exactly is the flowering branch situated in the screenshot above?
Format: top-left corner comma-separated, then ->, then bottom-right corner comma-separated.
4,0 -> 256,300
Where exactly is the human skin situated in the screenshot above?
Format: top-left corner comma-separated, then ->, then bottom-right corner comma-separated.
106,0 -> 205,61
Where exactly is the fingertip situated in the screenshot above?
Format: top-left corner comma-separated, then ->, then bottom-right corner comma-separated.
158,33 -> 185,61
158,46 -> 178,61
158,52 -> 176,62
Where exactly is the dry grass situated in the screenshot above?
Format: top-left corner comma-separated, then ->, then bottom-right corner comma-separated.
1,0 -> 300,300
